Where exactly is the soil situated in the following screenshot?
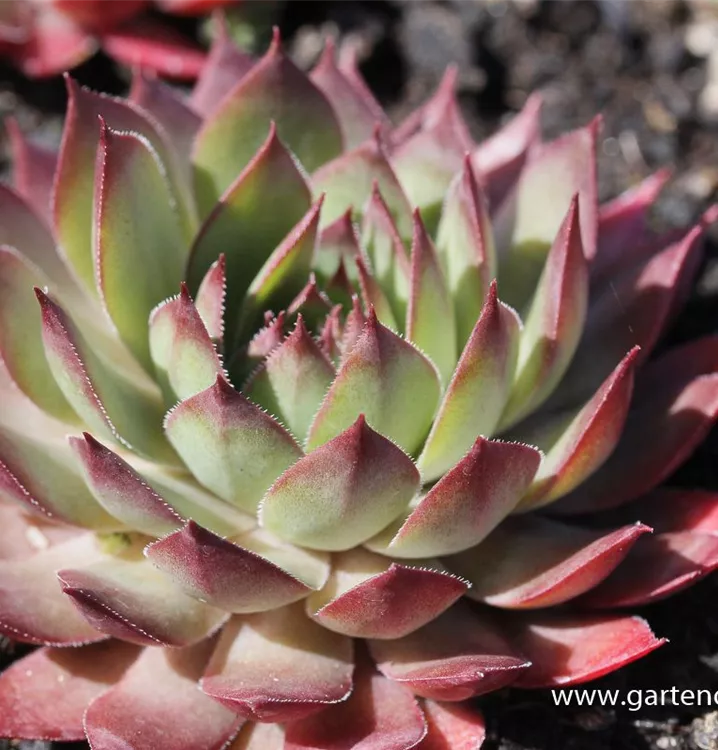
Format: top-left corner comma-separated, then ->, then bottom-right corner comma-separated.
2,1 -> 718,749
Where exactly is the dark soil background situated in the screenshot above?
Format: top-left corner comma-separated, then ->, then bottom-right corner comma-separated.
3,1 -> 718,748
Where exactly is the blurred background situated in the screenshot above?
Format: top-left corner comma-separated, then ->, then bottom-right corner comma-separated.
2,1 -> 718,748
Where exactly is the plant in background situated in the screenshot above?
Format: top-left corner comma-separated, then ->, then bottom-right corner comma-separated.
0,0 -> 235,79
0,20 -> 717,750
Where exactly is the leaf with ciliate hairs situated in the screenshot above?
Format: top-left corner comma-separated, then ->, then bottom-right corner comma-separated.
58,548 -> 228,647
36,289 -> 175,463
0,246 -> 76,422
53,77 -> 191,293
510,612 -> 664,688
149,284 -> 224,403
448,516 -> 650,609
407,211 -> 457,384
418,282 -> 521,482
310,39 -> 385,150
369,603 -> 530,701
146,521 -> 317,613
500,196 -> 589,429
436,156 -> 496,350
369,437 -> 540,559
0,642 -> 139,742
194,254 -> 226,344
187,124 -> 311,347
306,546 -> 467,639
193,29 -> 342,214
201,604 -> 353,723
245,315 -> 335,441
419,701 -> 486,750
284,655 -> 427,750
84,639 -> 243,750
312,131 -> 412,236
94,123 -> 187,372
306,311 -> 441,456
164,375 -> 303,514
494,118 -> 598,310
260,415 -> 419,551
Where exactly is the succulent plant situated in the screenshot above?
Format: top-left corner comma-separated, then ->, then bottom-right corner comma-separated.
0,0 -> 232,79
1,23 -> 718,750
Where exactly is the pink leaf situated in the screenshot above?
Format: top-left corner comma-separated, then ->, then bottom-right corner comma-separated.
102,20 -> 207,81
146,520 -> 314,612
260,415 -> 419,550
0,502 -> 77,561
511,612 -> 664,688
84,639 -> 243,750
201,605 -> 353,722
284,656 -> 427,750
193,28 -> 342,210
579,532 -> 718,608
418,701 -> 486,750
371,437 -> 540,559
369,603 -> 530,701
554,337 -> 718,514
306,547 -> 467,639
448,516 -> 649,608
0,641 -> 139,741
195,254 -> 226,344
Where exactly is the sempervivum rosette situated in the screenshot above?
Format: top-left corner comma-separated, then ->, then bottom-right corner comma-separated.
1,24 -> 718,750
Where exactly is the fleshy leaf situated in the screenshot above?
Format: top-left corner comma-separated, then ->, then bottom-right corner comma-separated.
164,375 -> 303,513
612,488 -> 718,535
307,312 -> 441,455
53,77 -> 189,292
579,531 -> 718,608
101,20 -> 207,81
285,656 -> 427,750
515,347 -> 639,510
95,123 -> 187,370
260,415 -> 419,550
499,196 -> 589,429
315,209 -> 363,285
84,639 -> 243,750
0,534 -> 108,645
370,603 -> 530,701
187,124 -> 311,347
149,284 -> 224,402
195,254 -> 226,344
407,211 -> 457,383
193,29 -> 342,212
361,184 -> 411,327
228,723 -> 285,750
418,282 -> 521,482
146,520 -> 315,612
36,289 -> 174,462
239,197 -> 323,341
356,254 -> 398,331
495,119 -> 597,309
370,437 -> 540,559
306,547 -> 467,639
593,168 -> 672,282
418,701 -> 486,750
190,13 -> 255,115
511,613 -> 664,688
0,424 -> 117,530
245,315 -> 335,441
554,337 -> 718,514
312,132 -> 412,236
436,156 -> 496,349
70,433 -> 183,537
310,39 -> 385,149
0,641 -> 139,742
448,516 -> 649,608
5,117 -> 57,223
59,549 -> 228,647
0,246 -> 76,422
471,92 -> 542,209
0,502 -> 77,562
201,604 -> 353,722
556,225 -> 704,405
392,68 -> 474,223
